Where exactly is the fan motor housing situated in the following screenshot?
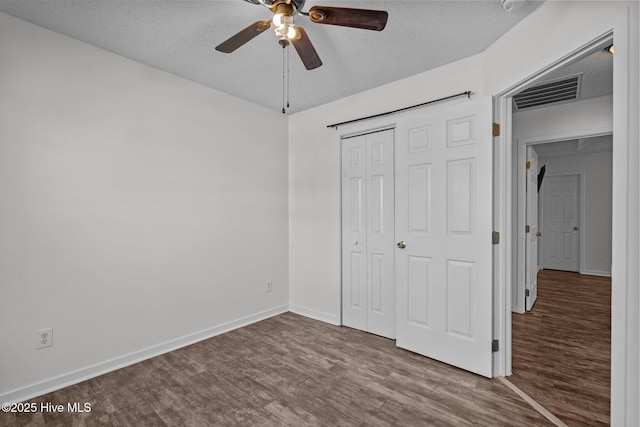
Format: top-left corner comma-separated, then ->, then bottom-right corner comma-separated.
274,2 -> 295,16
243,0 -> 306,14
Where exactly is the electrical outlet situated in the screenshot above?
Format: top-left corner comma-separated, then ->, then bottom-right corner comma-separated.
266,281 -> 273,293
37,328 -> 53,349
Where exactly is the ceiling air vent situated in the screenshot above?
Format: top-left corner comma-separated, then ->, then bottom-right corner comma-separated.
513,74 -> 582,110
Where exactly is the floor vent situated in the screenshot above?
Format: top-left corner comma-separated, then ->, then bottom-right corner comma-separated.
513,74 -> 582,110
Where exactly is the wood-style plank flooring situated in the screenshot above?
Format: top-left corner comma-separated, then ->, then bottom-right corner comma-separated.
511,270 -> 611,426
3,312 -> 553,426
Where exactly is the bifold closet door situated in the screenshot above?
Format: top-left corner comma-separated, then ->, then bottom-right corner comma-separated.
341,129 -> 395,339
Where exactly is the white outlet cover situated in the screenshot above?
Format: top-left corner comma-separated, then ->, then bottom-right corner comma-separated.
37,327 -> 53,349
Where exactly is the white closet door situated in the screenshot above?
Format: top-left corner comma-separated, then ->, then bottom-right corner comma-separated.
342,135 -> 368,332
341,129 -> 395,338
395,97 -> 493,378
365,130 -> 395,339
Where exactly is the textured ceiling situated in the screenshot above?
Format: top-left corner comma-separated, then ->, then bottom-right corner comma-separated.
0,0 -> 545,113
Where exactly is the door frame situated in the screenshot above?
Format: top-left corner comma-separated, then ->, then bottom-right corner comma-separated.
493,30 -> 613,376
494,27 -> 634,424
538,171 -> 585,274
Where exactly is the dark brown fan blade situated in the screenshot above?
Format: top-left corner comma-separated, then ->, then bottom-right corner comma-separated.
291,27 -> 322,70
215,20 -> 271,53
308,6 -> 388,31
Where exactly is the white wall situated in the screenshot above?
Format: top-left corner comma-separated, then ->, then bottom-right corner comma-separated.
0,12 -> 289,401
514,96 -> 613,140
538,151 -> 613,276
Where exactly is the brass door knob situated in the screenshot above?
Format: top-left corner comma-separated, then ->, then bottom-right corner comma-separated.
536,231 -> 543,237
397,241 -> 406,249
573,226 -> 579,231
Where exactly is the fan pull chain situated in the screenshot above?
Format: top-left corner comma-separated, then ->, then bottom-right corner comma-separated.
281,44 -> 286,114
286,45 -> 290,109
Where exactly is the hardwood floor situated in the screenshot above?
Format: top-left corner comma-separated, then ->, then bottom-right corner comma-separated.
3,312 -> 553,426
511,270 -> 611,426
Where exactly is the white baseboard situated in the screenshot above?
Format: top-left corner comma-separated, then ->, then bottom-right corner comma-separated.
580,269 -> 612,277
0,304 -> 289,404
289,304 -> 340,326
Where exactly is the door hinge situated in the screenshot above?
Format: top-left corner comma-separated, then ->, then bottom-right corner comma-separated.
525,289 -> 530,297
525,225 -> 530,233
492,231 -> 500,245
492,123 -> 500,137
492,339 -> 499,352
526,161 -> 531,170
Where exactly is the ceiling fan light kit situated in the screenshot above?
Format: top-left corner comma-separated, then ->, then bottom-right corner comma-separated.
272,2 -> 296,43
215,0 -> 389,113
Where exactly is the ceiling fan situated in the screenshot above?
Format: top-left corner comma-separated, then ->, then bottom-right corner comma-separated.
215,0 -> 389,70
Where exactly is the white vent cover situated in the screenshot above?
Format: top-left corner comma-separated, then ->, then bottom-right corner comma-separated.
513,74 -> 582,110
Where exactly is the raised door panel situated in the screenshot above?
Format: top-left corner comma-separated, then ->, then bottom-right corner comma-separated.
407,255 -> 432,328
447,159 -> 475,235
446,260 -> 474,338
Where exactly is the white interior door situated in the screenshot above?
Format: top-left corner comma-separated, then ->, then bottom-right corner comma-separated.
395,97 -> 493,378
525,147 -> 539,311
341,129 -> 395,338
342,135 -> 367,332
542,174 -> 580,272
365,130 -> 395,338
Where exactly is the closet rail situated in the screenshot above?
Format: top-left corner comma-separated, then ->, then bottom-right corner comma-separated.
327,91 -> 472,129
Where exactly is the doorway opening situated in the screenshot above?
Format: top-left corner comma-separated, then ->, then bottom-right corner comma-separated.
516,132 -> 613,313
